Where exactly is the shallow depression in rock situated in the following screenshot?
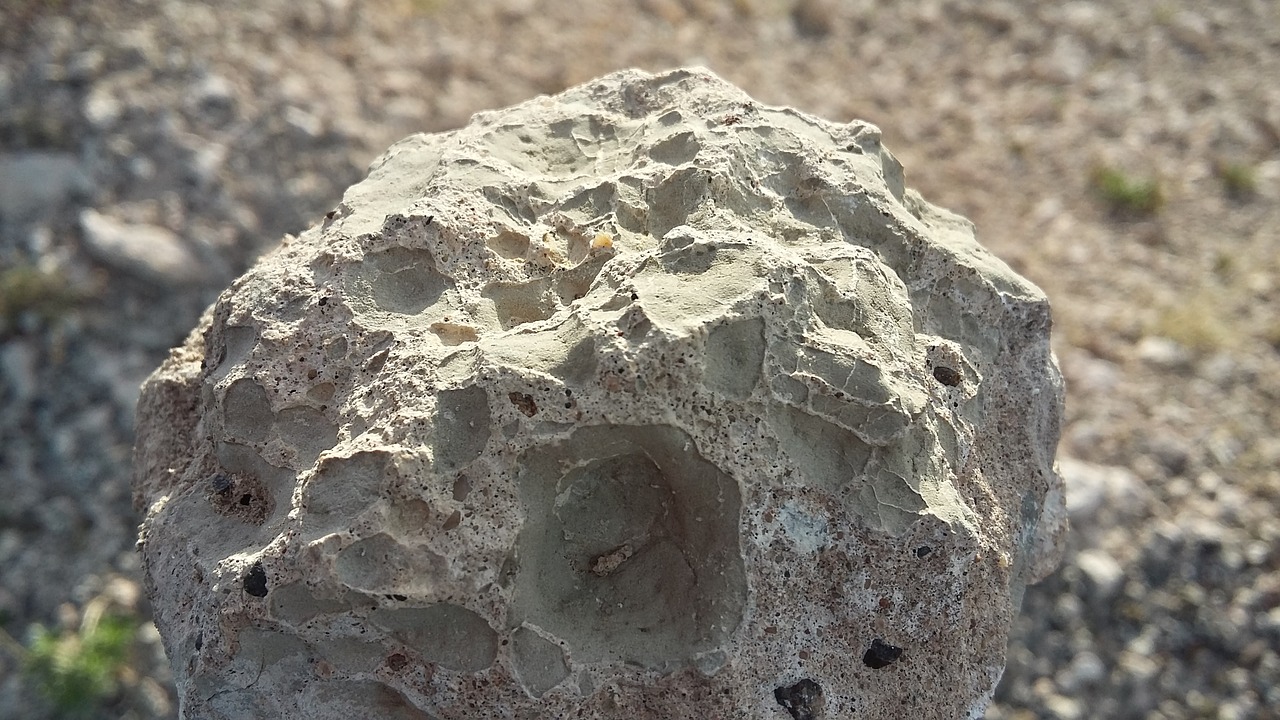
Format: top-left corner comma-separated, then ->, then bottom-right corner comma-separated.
512,424 -> 746,670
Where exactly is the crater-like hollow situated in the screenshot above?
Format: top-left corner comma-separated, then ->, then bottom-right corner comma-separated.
345,246 -> 451,316
512,424 -> 745,671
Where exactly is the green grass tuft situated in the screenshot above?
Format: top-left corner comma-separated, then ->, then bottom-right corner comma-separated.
1215,160 -> 1257,200
23,612 -> 135,718
0,264 -> 80,336
1090,165 -> 1164,217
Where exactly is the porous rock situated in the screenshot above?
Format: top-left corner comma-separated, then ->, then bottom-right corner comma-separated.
133,67 -> 1065,719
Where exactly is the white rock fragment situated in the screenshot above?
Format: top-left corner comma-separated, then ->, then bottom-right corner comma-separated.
133,68 -> 1066,720
1074,548 -> 1125,599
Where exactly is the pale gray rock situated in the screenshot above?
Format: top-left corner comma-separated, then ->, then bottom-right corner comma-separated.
79,208 -> 201,285
0,152 -> 92,227
1073,548 -> 1124,600
134,67 -> 1065,720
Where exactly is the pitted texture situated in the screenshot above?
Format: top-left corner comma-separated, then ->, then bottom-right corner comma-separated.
134,67 -> 1064,720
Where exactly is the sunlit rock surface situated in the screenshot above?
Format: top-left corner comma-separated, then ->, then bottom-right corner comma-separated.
134,67 -> 1065,720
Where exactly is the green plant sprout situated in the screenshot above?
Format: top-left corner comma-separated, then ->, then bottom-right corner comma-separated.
0,596 -> 136,718
1215,160 -> 1257,200
1090,164 -> 1164,217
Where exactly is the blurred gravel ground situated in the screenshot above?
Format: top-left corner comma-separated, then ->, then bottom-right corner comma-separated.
1,1 -> 1277,718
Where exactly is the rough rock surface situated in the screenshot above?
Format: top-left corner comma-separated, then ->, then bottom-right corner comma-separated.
133,68 -> 1065,719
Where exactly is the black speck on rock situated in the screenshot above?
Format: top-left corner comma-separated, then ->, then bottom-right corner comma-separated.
863,638 -> 904,669
774,678 -> 824,720
243,561 -> 269,597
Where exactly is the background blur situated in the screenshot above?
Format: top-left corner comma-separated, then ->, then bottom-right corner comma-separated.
1,1 -> 1277,718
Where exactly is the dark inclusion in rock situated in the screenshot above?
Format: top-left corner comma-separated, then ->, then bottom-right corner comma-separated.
863,638 -> 904,669
210,472 -> 233,495
243,561 -> 269,597
774,678 -> 824,720
932,365 -> 962,386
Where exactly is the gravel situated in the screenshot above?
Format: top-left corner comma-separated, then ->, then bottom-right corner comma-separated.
1,1 -> 1277,718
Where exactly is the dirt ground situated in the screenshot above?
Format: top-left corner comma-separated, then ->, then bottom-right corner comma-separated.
1,1 -> 1277,718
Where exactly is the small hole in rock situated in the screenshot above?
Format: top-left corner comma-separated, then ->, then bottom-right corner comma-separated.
774,678 -> 824,720
862,638 -> 903,669
915,546 -> 932,558
239,493 -> 252,506
932,365 -> 962,387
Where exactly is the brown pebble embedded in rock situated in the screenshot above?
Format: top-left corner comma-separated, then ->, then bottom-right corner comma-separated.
932,365 -> 962,387
134,67 -> 1065,720
507,391 -> 538,417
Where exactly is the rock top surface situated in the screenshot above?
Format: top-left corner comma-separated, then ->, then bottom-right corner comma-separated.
134,67 -> 1065,719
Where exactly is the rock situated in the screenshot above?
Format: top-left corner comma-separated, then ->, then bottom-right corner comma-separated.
1073,548 -> 1124,600
792,0 -> 837,38
79,208 -> 202,285
133,68 -> 1065,720
0,339 -> 38,405
1135,335 -> 1192,369
84,84 -> 124,129
1056,649 -> 1105,694
0,152 -> 93,227
1060,457 -> 1152,545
